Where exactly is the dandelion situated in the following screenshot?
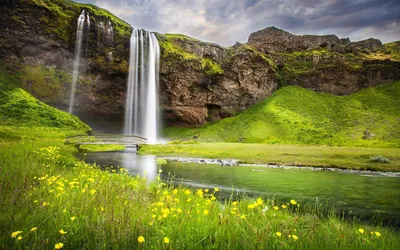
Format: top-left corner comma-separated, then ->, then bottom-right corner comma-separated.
197,189 -> 204,197
214,187 -> 219,192
164,237 -> 170,244
205,189 -> 209,193
292,235 -> 299,240
138,236 -> 145,243
173,189 -> 178,194
290,200 -> 297,205
232,201 -> 238,206
30,227 -> 38,232
276,232 -> 282,237
281,204 -> 287,209
90,189 -> 96,195
185,190 -> 191,195
204,209 -> 209,215
59,229 -> 67,235
55,242 -> 64,249
273,206 -> 279,210
375,232 -> 381,237
256,198 -> 263,205
359,228 -> 365,234
11,231 -> 23,238
71,216 -> 76,221
42,202 -> 48,206
17,236 -> 23,240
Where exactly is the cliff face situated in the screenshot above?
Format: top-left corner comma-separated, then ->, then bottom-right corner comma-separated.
248,27 -> 400,95
0,1 -> 399,127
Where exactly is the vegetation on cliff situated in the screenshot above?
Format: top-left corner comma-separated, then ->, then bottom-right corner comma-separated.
0,68 -> 90,139
165,81 -> 400,148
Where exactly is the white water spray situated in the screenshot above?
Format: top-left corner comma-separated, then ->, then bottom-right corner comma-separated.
124,30 -> 160,144
69,10 -> 90,114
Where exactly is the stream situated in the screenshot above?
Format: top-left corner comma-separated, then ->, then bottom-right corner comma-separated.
84,149 -> 400,228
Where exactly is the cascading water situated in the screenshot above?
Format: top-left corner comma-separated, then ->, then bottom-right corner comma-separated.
124,30 -> 160,144
69,10 -> 90,114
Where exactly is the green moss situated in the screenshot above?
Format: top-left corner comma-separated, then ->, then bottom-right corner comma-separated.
157,35 -> 199,61
384,41 -> 400,61
18,65 -> 71,102
276,49 -> 363,75
201,58 -> 224,76
26,0 -> 131,43
164,33 -> 200,42
165,81 -> 400,148
241,45 -> 278,70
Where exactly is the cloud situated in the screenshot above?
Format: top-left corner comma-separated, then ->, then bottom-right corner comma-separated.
77,0 -> 400,45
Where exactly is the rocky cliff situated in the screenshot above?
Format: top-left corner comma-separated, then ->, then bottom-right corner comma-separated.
0,1 -> 399,127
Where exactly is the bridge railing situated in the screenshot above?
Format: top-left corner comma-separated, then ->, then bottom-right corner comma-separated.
65,134 -> 147,145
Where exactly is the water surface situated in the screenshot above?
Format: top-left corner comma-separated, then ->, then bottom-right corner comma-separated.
84,151 -> 400,227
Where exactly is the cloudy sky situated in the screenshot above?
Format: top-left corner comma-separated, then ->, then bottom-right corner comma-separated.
76,0 -> 400,46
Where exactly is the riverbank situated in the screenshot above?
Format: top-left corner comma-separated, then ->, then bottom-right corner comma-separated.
140,142 -> 400,172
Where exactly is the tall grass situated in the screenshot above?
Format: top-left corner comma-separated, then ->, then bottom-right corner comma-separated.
1,141 -> 399,249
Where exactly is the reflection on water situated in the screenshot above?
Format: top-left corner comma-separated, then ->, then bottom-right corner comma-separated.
85,149 -> 157,183
84,151 -> 400,227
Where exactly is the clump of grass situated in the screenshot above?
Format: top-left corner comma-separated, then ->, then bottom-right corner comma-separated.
370,156 -> 390,163
168,140 -> 199,145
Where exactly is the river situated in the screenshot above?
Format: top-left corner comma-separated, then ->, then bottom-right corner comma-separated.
84,149 -> 400,228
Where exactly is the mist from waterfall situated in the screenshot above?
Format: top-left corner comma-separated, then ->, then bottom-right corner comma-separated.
69,10 -> 90,114
124,29 -> 160,144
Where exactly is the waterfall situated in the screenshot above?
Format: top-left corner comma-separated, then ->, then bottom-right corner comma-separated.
124,30 -> 160,144
69,10 -> 90,114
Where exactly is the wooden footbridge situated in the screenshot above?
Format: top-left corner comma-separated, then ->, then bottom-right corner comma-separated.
65,134 -> 147,150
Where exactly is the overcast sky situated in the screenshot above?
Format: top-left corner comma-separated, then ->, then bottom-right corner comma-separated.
76,0 -> 400,46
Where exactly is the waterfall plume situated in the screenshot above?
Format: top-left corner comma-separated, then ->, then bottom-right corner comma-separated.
69,10 -> 90,114
124,30 -> 160,144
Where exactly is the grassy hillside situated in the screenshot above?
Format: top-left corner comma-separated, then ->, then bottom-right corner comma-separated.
0,68 -> 91,140
165,81 -> 400,148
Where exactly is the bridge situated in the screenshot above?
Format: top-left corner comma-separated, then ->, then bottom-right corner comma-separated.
65,134 -> 147,150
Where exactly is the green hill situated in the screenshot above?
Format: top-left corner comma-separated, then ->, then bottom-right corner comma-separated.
0,68 -> 91,140
165,81 -> 400,148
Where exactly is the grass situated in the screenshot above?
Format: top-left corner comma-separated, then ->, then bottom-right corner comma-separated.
0,68 -> 90,140
140,143 -> 400,172
164,81 -> 400,148
79,144 -> 126,152
1,142 -> 400,249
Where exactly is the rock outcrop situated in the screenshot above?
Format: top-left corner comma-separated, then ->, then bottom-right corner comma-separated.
248,26 -> 384,54
0,1 -> 399,127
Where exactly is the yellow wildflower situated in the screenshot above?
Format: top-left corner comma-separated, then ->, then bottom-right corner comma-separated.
63,208 -> 67,213
138,236 -> 145,243
30,227 -> 38,232
375,232 -> 381,237
87,178 -> 94,183
186,198 -> 192,202
232,201 -> 238,206
59,229 -> 67,235
197,189 -> 204,197
240,215 -> 246,219
185,190 -> 191,195
290,200 -> 297,205
42,202 -> 48,206
214,187 -> 219,192
11,231 -> 23,238
248,204 -> 255,209
164,237 -> 170,244
17,236 -> 22,240
205,189 -> 209,193
177,208 -> 182,213
173,189 -> 178,194
204,209 -> 209,215
292,235 -> 299,240
281,204 -> 287,209
55,242 -> 64,249
276,232 -> 282,237
273,206 -> 279,210
256,198 -> 263,205
71,216 -> 76,221
90,189 -> 96,195
359,228 -> 365,234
